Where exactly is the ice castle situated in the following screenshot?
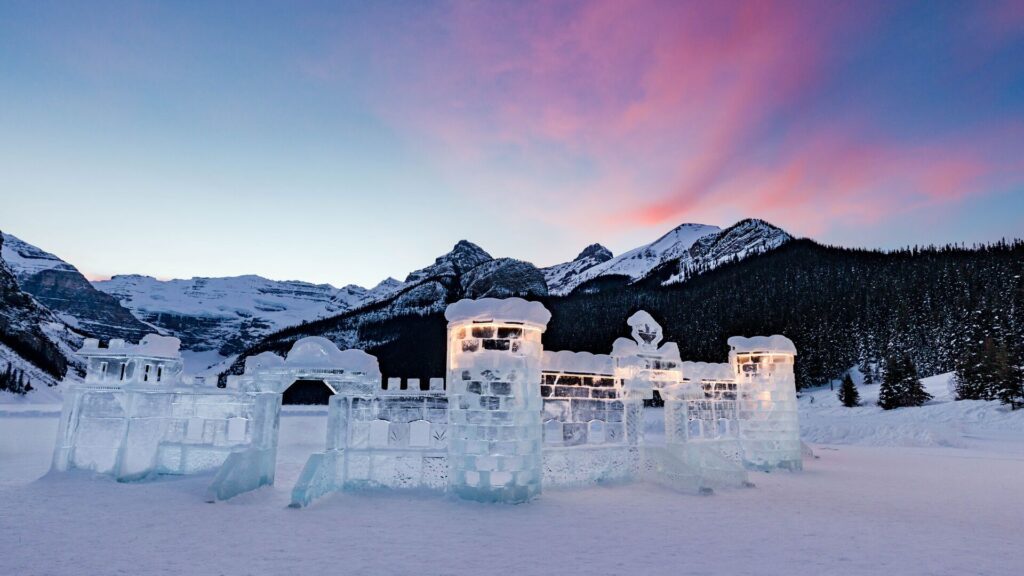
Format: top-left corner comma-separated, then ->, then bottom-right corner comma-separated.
52,298 -> 801,505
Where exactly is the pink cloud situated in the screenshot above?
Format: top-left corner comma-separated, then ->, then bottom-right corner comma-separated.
303,1 -> 1023,239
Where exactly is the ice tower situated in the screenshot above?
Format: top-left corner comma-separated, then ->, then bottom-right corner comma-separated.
729,335 -> 801,470
445,298 -> 550,503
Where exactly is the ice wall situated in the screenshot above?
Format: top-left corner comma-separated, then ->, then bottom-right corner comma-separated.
445,298 -> 549,503
52,385 -> 280,486
290,382 -> 449,507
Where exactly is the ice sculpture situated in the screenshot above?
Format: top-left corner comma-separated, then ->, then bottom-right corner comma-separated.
444,297 -> 548,503
290,377 -> 449,507
53,335 -> 280,494
729,336 -> 801,470
54,300 -> 804,507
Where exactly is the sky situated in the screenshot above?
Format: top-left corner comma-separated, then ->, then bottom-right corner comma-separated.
1,0 -> 1022,288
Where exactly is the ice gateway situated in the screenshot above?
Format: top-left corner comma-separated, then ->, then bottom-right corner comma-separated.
52,298 -> 801,505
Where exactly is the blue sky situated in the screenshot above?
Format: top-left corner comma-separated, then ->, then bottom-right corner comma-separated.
1,1 -> 1022,287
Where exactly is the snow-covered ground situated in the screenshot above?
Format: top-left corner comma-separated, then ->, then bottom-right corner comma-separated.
800,371 -> 1024,450
2,381 -> 1022,575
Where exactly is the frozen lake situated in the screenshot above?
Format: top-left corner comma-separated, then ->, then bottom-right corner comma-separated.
1,406 -> 1022,576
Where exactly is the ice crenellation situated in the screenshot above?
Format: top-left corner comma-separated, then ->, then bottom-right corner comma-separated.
51,297 -> 802,506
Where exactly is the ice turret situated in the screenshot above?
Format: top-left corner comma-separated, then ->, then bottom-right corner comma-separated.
445,297 -> 550,503
729,335 -> 801,470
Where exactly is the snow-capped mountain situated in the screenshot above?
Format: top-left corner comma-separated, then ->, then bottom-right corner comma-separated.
0,217 -> 794,388
93,274 -> 403,355
0,232 -> 77,279
543,220 -> 792,295
0,234 -> 83,391
652,219 -> 793,286
221,240 -> 550,380
544,223 -> 720,295
541,244 -> 613,295
1,232 -> 151,342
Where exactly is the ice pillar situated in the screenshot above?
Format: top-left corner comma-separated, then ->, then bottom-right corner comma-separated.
729,336 -> 801,470
444,298 -> 550,503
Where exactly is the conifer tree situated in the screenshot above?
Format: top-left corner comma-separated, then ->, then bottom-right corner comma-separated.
838,373 -> 860,407
878,354 -> 931,409
993,343 -> 1024,410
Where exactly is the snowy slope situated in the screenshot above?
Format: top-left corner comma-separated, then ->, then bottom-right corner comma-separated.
0,231 -> 152,342
799,371 -> 1024,447
660,219 -> 793,285
93,274 -> 402,354
544,220 -> 793,295
541,244 -> 613,293
0,232 -> 77,280
551,223 -> 720,294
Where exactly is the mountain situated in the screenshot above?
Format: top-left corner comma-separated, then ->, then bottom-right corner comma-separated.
1,232 -> 151,342
93,274 -> 403,356
541,244 -> 613,294
546,223 -> 721,295
220,240 -> 550,382
544,220 -> 793,295
646,218 -> 793,286
0,234 -> 81,391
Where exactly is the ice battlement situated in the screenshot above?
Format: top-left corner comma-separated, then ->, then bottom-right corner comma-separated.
77,334 -> 184,386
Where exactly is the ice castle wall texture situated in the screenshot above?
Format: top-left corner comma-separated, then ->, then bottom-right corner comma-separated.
729,336 -> 802,470
52,336 -> 281,492
444,298 -> 549,503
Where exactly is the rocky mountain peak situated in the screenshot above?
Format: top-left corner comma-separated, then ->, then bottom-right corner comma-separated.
575,243 -> 613,263
404,240 -> 493,284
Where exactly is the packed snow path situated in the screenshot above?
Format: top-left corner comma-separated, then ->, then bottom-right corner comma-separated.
1,408 -> 1022,576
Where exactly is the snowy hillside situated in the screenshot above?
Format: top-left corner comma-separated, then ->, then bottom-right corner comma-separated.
93,274 -> 402,355
547,223 -> 720,295
543,220 -> 792,295
799,371 -> 1024,448
541,243 -> 613,293
0,232 -> 77,279
658,219 -> 793,285
0,231 -> 152,342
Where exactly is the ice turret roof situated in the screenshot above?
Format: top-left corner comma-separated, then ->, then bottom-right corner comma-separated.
444,297 -> 551,327
727,335 -> 797,355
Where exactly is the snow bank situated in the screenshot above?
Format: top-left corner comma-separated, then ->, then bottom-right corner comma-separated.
799,372 -> 1024,447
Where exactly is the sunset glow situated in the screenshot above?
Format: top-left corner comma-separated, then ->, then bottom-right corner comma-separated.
1,1 -> 1021,285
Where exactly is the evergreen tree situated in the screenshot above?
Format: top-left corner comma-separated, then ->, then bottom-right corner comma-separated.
861,361 -> 875,385
878,354 -> 932,409
0,362 -> 10,392
993,343 -> 1024,410
955,336 -> 1021,403
7,369 -> 22,395
837,373 -> 860,407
